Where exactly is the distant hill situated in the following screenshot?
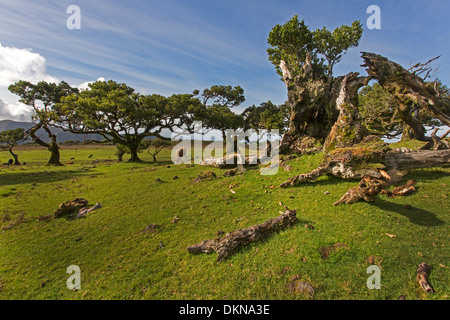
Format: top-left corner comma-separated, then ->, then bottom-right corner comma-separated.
0,120 -> 105,143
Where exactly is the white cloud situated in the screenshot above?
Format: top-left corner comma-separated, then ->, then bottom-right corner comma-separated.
0,42 -> 57,86
0,42 -> 58,121
0,42 -> 108,121
0,98 -> 32,121
77,77 -> 106,90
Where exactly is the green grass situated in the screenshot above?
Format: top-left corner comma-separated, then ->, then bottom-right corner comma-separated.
0,144 -> 448,300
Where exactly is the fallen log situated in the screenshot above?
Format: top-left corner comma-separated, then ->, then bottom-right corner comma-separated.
187,205 -> 298,262
384,149 -> 450,170
280,144 -> 450,188
76,202 -> 102,218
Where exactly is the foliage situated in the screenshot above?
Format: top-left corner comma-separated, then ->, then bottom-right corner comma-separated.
195,85 -> 245,140
358,82 -> 402,138
58,80 -> 202,162
0,128 -> 27,165
313,21 -> 363,79
146,138 -> 172,162
267,15 -> 363,81
243,101 -> 288,134
8,81 -> 78,124
8,80 -> 78,165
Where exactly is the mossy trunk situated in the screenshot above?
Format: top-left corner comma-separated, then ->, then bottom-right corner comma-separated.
361,52 -> 450,130
27,123 -> 63,166
323,72 -> 370,154
279,59 -> 338,154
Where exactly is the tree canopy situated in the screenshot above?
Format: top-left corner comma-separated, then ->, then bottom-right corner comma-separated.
195,85 -> 245,140
267,15 -> 363,81
8,80 -> 78,165
0,128 -> 27,165
58,80 -> 163,162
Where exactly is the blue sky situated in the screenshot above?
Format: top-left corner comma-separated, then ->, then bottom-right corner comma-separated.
0,0 -> 449,121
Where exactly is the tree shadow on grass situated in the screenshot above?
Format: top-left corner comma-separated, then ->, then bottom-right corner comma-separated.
0,170 -> 103,187
406,168 -> 450,182
370,198 -> 445,227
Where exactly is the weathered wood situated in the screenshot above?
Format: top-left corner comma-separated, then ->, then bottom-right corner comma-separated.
361,52 -> 450,133
187,206 -> 298,262
416,262 -> 434,293
419,128 -> 450,151
54,198 -> 102,219
280,147 -> 450,188
333,177 -> 389,206
76,202 -> 102,218
333,177 -> 417,206
384,149 -> 450,170
323,72 -> 370,154
380,179 -> 416,198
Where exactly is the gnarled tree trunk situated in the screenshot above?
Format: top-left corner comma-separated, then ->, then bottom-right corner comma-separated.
361,52 -> 450,139
279,59 -> 337,154
27,123 -> 63,166
323,72 -> 370,154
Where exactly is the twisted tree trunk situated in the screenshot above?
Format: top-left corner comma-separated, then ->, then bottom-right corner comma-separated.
280,52 -> 449,188
27,123 -> 63,166
322,72 -> 370,154
280,138 -> 450,188
361,52 -> 450,136
279,59 -> 337,154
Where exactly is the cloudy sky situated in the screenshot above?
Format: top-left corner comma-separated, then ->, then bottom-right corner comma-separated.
0,0 -> 449,121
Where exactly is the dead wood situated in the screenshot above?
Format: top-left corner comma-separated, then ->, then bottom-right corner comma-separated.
76,202 -> 102,218
334,176 -> 418,206
383,149 -> 450,170
192,171 -> 217,183
187,205 -> 298,262
280,142 -> 450,188
287,275 -> 315,299
416,262 -> 434,293
419,128 -> 450,150
54,198 -> 101,219
380,179 -> 416,198
333,177 -> 389,206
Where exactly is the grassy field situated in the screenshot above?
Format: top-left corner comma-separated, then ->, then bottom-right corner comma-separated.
0,143 -> 448,300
